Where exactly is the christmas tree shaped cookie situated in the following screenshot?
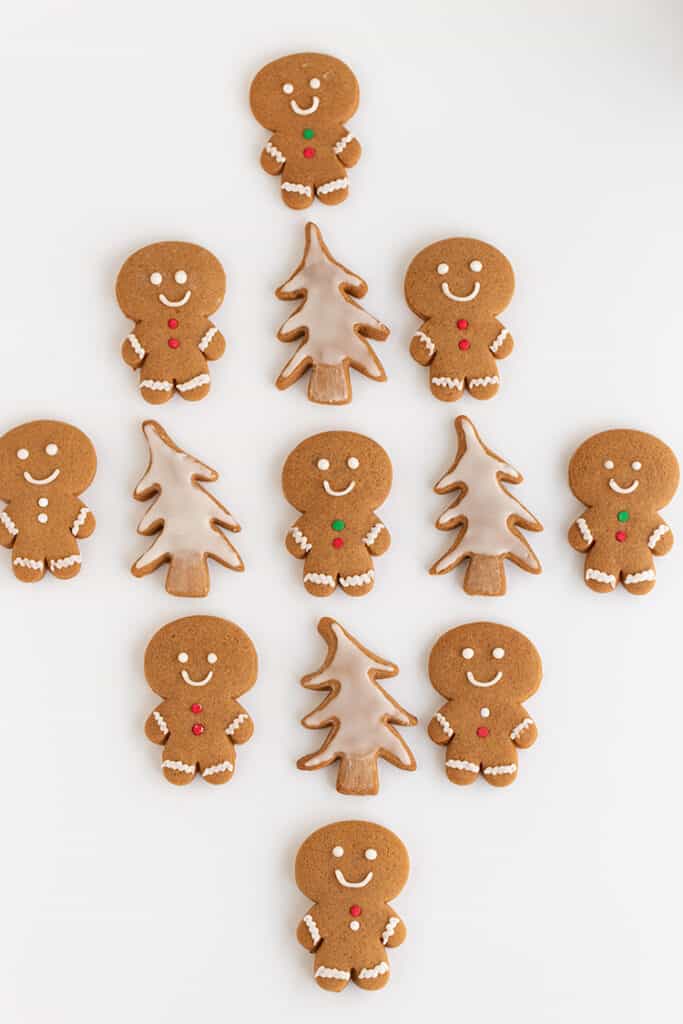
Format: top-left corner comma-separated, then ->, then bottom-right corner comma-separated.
431,416 -> 543,596
132,420 -> 243,597
275,222 -> 389,405
297,618 -> 416,795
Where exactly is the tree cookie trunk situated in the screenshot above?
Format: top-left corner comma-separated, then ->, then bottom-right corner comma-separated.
336,754 -> 380,795
308,363 -> 350,405
464,554 -> 507,596
165,552 -> 210,598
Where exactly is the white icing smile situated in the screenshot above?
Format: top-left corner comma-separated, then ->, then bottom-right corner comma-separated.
466,670 -> 503,688
181,669 -> 214,687
24,468 -> 60,486
609,478 -> 639,494
334,868 -> 373,889
441,280 -> 481,303
159,290 -> 192,308
291,96 -> 320,116
323,479 -> 356,497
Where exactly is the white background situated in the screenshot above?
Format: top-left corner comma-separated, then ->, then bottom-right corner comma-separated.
0,2 -> 681,1021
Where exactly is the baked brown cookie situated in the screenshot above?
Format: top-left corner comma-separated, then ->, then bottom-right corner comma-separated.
0,419 -> 96,582
568,428 -> 679,594
275,222 -> 389,404
295,820 -> 409,991
144,615 -> 257,785
297,618 -> 416,794
117,241 -> 226,403
405,238 -> 514,401
282,430 -> 392,597
431,416 -> 542,595
250,53 -> 361,209
427,622 -> 542,788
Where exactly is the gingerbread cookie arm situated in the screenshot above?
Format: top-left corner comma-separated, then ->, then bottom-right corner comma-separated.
510,708 -> 537,749
145,702 -> 170,745
381,907 -> 406,948
648,515 -> 674,557
286,516 -> 313,559
122,331 -> 147,369
0,505 -> 19,548
297,905 -> 324,951
224,700 -> 253,744
333,128 -> 361,168
428,701 -> 456,744
363,516 -> 390,556
489,320 -> 514,360
409,321 -> 437,366
198,321 -> 226,362
69,498 -> 95,540
261,134 -> 287,176
568,508 -> 597,552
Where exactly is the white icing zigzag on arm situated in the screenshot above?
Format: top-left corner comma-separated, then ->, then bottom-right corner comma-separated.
225,712 -> 249,737
510,717 -> 533,741
265,141 -> 286,164
434,712 -> 454,738
363,522 -> 384,547
381,917 -> 400,945
198,326 -> 218,353
153,710 -> 169,735
333,133 -> 354,155
576,517 -> 593,545
71,507 -> 89,536
585,568 -> 616,587
489,327 -> 508,354
415,330 -> 435,356
290,526 -> 312,552
303,914 -> 321,945
0,510 -> 18,536
126,333 -> 146,359
648,524 -> 669,549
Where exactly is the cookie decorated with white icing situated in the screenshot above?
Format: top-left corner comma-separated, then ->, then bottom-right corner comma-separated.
295,820 -> 409,992
298,618 -> 416,794
568,428 -> 679,594
117,241 -> 226,403
405,237 -> 515,402
144,616 -> 257,785
282,430 -> 392,597
250,53 -> 361,209
431,416 -> 542,595
132,420 -> 243,597
0,419 -> 96,582
276,222 -> 389,405
427,622 -> 542,788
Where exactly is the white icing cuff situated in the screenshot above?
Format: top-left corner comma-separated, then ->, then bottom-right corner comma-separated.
14,556 -> 43,570
483,764 -> 517,776
381,917 -> 400,945
317,178 -> 348,195
162,759 -> 195,774
489,327 -> 508,354
50,554 -> 81,572
71,506 -> 89,537
576,517 -> 593,545
510,717 -> 533,741
363,522 -> 384,547
198,326 -> 218,353
415,330 -> 435,356
126,333 -> 146,359
434,712 -> 454,739
585,568 -> 616,588
265,141 -> 286,164
0,510 -> 18,536
303,914 -> 321,945
446,758 -> 478,773
202,760 -> 234,777
140,379 -> 172,392
648,524 -> 669,549
225,712 -> 249,737
469,375 -> 500,389
282,181 -> 312,197
290,526 -> 312,552
432,376 -> 464,390
153,710 -> 169,736
304,571 -> 335,587
177,373 -> 210,392
339,569 -> 375,588
624,569 -> 656,585
358,962 -> 389,980
333,133 -> 354,155
315,966 -> 350,981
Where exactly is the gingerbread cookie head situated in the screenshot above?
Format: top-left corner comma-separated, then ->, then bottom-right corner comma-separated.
282,431 -> 392,513
0,420 -> 96,499
429,622 -> 542,705
404,238 -> 514,320
144,616 -> 257,703
250,53 -> 358,133
296,820 -> 409,905
569,429 -> 679,511
116,241 -> 226,322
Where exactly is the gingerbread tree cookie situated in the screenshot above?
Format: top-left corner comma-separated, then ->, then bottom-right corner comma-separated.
0,419 -> 96,583
132,421 -> 243,597
250,53 -> 361,209
298,618 -> 416,795
276,222 -> 389,405
431,416 -> 542,595
295,820 -> 409,992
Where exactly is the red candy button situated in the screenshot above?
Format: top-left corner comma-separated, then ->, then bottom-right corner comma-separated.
615,530 -> 627,542
476,726 -> 489,738
457,319 -> 468,329
168,318 -> 178,329
303,147 -> 316,158
190,703 -> 202,714
458,339 -> 470,350
168,338 -> 180,349
332,537 -> 344,549
350,905 -> 362,917
192,723 -> 204,736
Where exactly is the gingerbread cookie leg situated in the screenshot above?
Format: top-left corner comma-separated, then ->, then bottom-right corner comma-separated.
11,546 -> 45,583
176,355 -> 212,402
621,552 -> 656,595
199,740 -> 236,785
584,549 -> 620,593
316,176 -> 349,206
314,954 -> 352,992
353,950 -> 390,990
445,743 -> 481,786
430,373 -> 465,402
481,745 -> 518,788
303,560 -> 338,597
160,746 -> 197,785
139,375 -> 174,405
281,180 -> 315,210
467,368 -> 500,400
47,534 -> 82,580
338,561 -> 375,597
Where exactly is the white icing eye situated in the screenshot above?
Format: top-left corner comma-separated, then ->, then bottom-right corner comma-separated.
149,271 -> 162,286
174,270 -> 187,285
16,448 -> 29,461
282,82 -> 294,95
309,77 -> 320,89
332,846 -> 344,858
462,647 -> 474,660
177,652 -> 189,664
317,458 -> 330,471
45,443 -> 58,456
437,262 -> 449,275
631,461 -> 642,471
603,459 -> 614,470
469,260 -> 483,272
347,456 -> 360,470
207,652 -> 218,665
364,848 -> 377,861
492,647 -> 505,659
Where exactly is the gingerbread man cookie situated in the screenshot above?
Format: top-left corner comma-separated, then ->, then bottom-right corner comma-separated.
0,420 -> 96,582
295,820 -> 409,991
405,238 -> 515,402
428,623 -> 542,787
250,53 -> 361,209
282,431 -> 392,597
144,616 -> 257,785
117,241 -> 226,403
568,429 -> 679,594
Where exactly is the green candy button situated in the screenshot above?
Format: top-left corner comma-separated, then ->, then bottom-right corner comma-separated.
332,519 -> 345,532
303,128 -> 315,139
617,510 -> 629,522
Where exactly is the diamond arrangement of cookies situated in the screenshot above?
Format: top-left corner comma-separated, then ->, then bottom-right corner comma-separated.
0,51 -> 679,995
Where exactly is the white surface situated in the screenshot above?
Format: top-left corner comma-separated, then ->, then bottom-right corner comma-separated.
0,2 -> 681,1021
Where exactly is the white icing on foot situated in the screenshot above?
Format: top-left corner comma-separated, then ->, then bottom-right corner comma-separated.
202,760 -> 233,777
469,375 -> 499,389
177,373 -> 210,393
585,568 -> 616,587
13,556 -> 43,571
358,962 -> 389,980
432,376 -> 464,390
483,763 -> 517,776
140,379 -> 172,392
624,569 -> 656,585
446,758 -> 478,773
315,966 -> 350,981
317,178 -> 349,196
282,181 -> 312,197
339,569 -> 375,588
304,572 -> 335,587
50,554 -> 81,572
161,759 -> 195,775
